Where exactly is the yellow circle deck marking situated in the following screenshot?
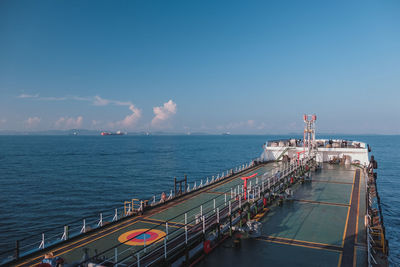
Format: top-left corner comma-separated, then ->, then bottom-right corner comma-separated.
118,229 -> 166,246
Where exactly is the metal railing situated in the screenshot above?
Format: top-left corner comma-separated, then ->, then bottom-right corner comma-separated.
0,159 -> 260,265
78,156 -> 313,267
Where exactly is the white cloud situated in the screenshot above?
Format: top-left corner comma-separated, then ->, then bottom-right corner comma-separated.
93,95 -> 131,107
18,94 -> 39,98
40,96 -> 67,101
55,116 -> 83,129
25,117 -> 41,128
151,100 -> 177,127
18,93 -> 132,107
93,95 -> 110,106
110,105 -> 142,129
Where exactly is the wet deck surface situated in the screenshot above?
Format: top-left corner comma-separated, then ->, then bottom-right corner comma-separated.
15,163 -> 276,266
199,164 -> 367,267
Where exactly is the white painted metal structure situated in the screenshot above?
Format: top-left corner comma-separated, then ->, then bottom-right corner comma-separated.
260,141 -> 369,166
260,114 -> 369,166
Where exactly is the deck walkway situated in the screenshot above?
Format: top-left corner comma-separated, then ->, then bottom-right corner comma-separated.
199,164 -> 367,267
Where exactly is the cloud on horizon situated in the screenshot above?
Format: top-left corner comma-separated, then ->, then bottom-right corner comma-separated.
151,100 -> 177,128
18,94 -> 39,99
25,117 -> 41,128
55,116 -> 83,129
18,93 -> 132,107
110,104 -> 142,129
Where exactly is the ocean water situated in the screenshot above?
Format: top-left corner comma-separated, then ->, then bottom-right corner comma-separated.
0,135 -> 398,265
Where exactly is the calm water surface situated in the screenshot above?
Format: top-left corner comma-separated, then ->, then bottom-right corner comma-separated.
0,135 -> 398,265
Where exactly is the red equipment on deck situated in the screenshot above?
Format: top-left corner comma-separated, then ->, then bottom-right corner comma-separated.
241,173 -> 258,200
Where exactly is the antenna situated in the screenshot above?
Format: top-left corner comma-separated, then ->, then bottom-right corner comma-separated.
303,114 -> 317,154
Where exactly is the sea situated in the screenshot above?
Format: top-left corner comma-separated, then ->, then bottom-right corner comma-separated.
0,135 -> 398,265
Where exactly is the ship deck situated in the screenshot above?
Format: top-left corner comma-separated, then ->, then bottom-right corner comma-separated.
11,163 -> 367,267
199,163 -> 367,267
13,162 -> 277,266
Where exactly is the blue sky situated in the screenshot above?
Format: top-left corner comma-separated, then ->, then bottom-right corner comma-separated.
0,0 -> 399,134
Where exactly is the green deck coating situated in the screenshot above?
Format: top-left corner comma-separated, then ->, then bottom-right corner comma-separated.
199,239 -> 341,267
149,192 -> 223,223
261,202 -> 348,246
14,163 -> 367,267
200,164 -> 366,267
293,182 -> 353,205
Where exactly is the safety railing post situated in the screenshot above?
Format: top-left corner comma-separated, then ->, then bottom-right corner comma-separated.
137,252 -> 140,267
144,234 -> 146,252
15,240 -> 19,260
239,195 -> 242,209
202,216 -> 205,234
200,205 -> 203,218
114,247 -> 118,267
97,213 -> 103,227
185,213 -> 188,244
166,222 -> 168,240
213,199 -> 216,213
62,225 -> 69,240
217,208 -> 220,223
230,188 -> 233,199
229,200 -> 231,215
113,208 -> 118,221
39,233 -> 45,249
81,219 -> 86,233
225,193 -> 227,206
164,238 -> 167,259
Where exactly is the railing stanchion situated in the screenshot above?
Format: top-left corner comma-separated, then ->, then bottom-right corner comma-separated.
81,219 -> 86,233
239,195 -> 242,209
200,205 -> 203,218
15,240 -> 19,260
164,237 -> 167,259
98,213 -> 103,227
225,194 -> 227,206
229,200 -> 231,215
62,225 -> 69,240
144,233 -> 146,252
213,199 -> 216,213
114,247 -> 118,267
202,216 -> 205,234
166,222 -> 168,240
185,213 -> 188,244
113,208 -> 118,221
217,208 -> 220,223
39,233 -> 45,249
137,252 -> 140,267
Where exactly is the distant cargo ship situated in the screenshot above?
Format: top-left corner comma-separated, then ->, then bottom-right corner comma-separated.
100,131 -> 125,136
